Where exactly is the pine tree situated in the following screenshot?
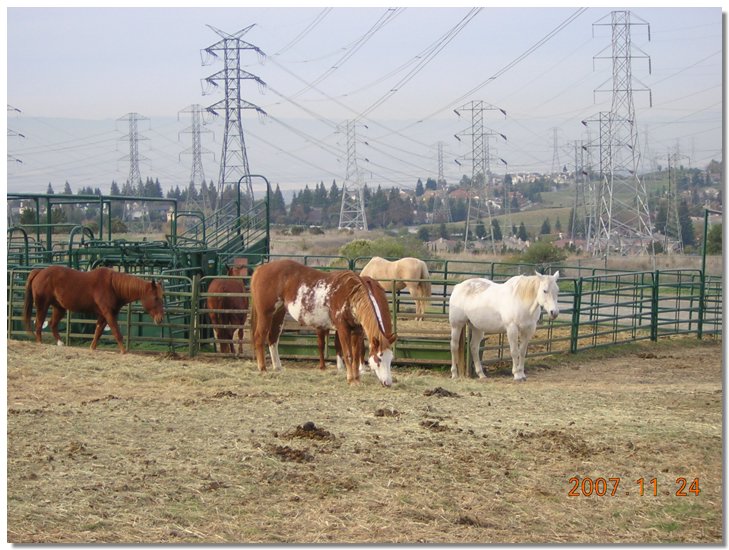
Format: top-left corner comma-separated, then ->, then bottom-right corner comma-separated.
491,218 -> 503,241
518,222 -> 529,241
46,183 -> 55,194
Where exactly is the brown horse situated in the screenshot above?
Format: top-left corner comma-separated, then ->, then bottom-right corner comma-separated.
250,259 -> 396,386
207,260 -> 249,356
315,326 -> 365,373
360,256 -> 432,320
23,265 -> 165,353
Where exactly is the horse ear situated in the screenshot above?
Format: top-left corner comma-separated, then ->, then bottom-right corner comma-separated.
151,279 -> 157,288
388,332 -> 397,344
553,270 -> 560,279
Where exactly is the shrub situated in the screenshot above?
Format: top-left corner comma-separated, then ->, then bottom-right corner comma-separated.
338,236 -> 431,261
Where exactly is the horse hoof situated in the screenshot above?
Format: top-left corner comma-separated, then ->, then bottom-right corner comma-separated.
56,340 -> 64,347
514,377 -> 527,382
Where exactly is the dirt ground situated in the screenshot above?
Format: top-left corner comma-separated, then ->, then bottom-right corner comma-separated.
6,337 -> 723,543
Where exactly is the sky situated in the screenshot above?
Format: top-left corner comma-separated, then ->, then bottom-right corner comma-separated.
4,5 -> 725,197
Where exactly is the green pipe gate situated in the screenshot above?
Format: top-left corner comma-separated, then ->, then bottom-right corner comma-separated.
8,259 -> 722,371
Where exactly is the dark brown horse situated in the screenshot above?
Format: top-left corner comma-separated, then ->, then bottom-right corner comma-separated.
23,265 -> 165,353
250,259 -> 396,386
207,260 -> 250,356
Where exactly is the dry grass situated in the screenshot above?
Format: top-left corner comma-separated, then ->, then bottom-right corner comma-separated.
7,337 -> 722,543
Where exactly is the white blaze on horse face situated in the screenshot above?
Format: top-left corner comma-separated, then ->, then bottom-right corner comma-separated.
369,349 -> 393,387
287,282 -> 333,329
537,275 -> 560,320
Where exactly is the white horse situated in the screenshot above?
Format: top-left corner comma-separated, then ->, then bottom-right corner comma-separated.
448,272 -> 560,381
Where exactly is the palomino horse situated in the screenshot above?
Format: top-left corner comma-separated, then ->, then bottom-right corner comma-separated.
250,260 -> 396,386
23,265 -> 165,353
360,256 -> 431,320
207,259 -> 250,356
449,272 -> 560,380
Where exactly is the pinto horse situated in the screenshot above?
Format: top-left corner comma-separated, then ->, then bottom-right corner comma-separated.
449,272 -> 560,380
23,265 -> 165,353
250,260 -> 396,386
360,256 -> 432,320
315,326 -> 365,373
207,260 -> 249,356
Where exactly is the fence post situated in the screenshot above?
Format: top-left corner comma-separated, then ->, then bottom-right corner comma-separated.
570,278 -> 582,354
650,270 -> 659,341
189,274 -> 200,357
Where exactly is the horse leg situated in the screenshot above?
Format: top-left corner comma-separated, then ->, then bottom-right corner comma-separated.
49,306 -> 66,346
333,331 -> 346,372
449,322 -> 465,379
316,329 -> 328,370
469,326 -> 487,379
515,324 -> 536,381
337,325 -> 359,385
268,308 -> 287,372
33,301 -> 50,344
236,326 -> 244,357
407,284 -> 423,321
506,324 -> 524,381
103,312 -> 126,354
252,308 -> 272,371
91,316 -> 107,349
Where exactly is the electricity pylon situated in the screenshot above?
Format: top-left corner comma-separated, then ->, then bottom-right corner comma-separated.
454,100 -> 506,252
432,141 -> 452,224
338,120 -> 368,230
179,104 -> 215,213
588,10 -> 654,257
201,24 -> 266,204
118,112 -> 149,190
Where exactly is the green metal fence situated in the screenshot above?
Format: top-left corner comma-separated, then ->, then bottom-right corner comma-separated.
8,262 -> 722,369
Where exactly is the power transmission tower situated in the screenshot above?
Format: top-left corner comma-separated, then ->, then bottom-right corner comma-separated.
661,148 -> 689,253
338,120 -> 368,230
201,24 -> 266,205
551,127 -> 561,175
570,140 -> 596,245
118,112 -> 149,190
432,141 -> 451,223
454,101 -> 506,252
118,112 -> 150,228
589,10 -> 654,257
179,104 -> 215,213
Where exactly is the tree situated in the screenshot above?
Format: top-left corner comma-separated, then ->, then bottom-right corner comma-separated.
555,217 -> 562,232
425,177 -> 438,191
706,223 -> 722,254
63,181 -> 73,194
517,222 -> 529,242
415,179 -> 425,197
439,223 -> 449,239
110,181 -> 121,195
491,218 -> 503,241
46,183 -> 55,195
417,226 -> 430,242
540,218 -> 551,235
678,199 -> 695,246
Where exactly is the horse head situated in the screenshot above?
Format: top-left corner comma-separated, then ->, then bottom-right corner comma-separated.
141,279 -> 165,325
360,276 -> 398,387
367,332 -> 397,387
534,270 -> 560,320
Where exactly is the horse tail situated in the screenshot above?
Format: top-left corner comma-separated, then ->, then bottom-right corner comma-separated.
23,269 -> 41,334
415,261 -> 431,318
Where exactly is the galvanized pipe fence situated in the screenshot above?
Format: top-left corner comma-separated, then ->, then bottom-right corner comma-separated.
7,260 -> 722,371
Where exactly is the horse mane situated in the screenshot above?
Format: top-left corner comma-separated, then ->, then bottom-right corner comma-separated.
512,275 -> 540,307
334,271 -> 391,342
109,269 -> 155,302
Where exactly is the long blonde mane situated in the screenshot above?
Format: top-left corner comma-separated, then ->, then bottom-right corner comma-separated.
512,275 -> 540,307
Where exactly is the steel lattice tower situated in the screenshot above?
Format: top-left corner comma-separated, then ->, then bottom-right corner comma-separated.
589,10 -> 654,256
338,120 -> 368,230
118,112 -> 149,189
551,127 -> 561,175
431,141 -> 452,223
202,24 -> 266,203
179,104 -> 214,212
7,105 -> 24,166
454,101 -> 506,251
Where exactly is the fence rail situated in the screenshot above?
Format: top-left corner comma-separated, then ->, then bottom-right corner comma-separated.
8,264 -> 722,370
